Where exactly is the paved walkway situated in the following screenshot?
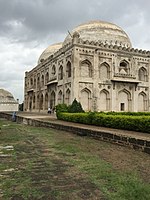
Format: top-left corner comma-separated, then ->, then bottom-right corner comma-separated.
16,112 -> 150,141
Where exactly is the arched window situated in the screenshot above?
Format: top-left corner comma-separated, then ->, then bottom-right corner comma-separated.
98,89 -> 110,111
138,67 -> 148,82
119,60 -> 129,74
58,65 -> 63,80
29,96 -> 32,111
30,78 -> 33,87
33,95 -> 35,109
41,75 -> 44,86
99,62 -> 110,81
52,65 -> 56,76
37,76 -> 40,87
37,94 -> 39,109
40,94 -> 44,110
45,93 -> 48,110
120,61 -> 128,68
66,61 -> 71,78
34,77 -> 36,88
66,89 -> 71,105
80,88 -> 91,111
80,60 -> 92,78
45,72 -> 49,84
58,90 -> 63,104
138,92 -> 148,111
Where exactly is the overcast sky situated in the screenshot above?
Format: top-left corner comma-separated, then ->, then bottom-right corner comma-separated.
0,0 -> 150,103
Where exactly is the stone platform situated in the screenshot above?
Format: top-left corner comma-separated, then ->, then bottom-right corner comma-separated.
0,111 -> 150,154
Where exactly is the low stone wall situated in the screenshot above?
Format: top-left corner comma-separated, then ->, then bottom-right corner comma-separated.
0,112 -> 150,154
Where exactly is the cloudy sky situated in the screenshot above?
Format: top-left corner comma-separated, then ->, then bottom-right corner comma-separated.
0,0 -> 150,103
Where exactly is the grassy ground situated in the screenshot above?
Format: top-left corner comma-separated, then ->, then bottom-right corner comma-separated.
0,118 -> 150,200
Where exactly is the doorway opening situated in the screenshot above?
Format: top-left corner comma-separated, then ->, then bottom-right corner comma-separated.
120,103 -> 125,111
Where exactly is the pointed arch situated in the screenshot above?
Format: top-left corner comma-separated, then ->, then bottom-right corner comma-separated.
58,90 -> 63,104
29,96 -> 32,111
30,78 -> 33,87
33,95 -> 35,109
37,94 -> 40,110
66,61 -> 71,78
138,67 -> 148,82
41,74 -> 44,86
37,75 -> 40,87
45,72 -> 49,84
40,94 -> 44,110
98,89 -> 110,111
120,60 -> 129,68
58,65 -> 63,80
34,77 -> 36,88
80,59 -> 93,78
45,92 -> 48,110
99,62 -> 110,81
138,91 -> 148,111
52,65 -> 56,76
66,89 -> 71,105
118,89 -> 131,111
80,88 -> 91,111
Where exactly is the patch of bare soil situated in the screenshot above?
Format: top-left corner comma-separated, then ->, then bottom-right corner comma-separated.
79,136 -> 150,184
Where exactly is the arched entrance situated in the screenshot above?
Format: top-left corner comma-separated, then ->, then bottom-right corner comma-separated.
118,89 -> 131,111
80,88 -> 91,111
138,92 -> 148,111
98,89 -> 110,111
50,91 -> 56,109
45,93 -> 48,110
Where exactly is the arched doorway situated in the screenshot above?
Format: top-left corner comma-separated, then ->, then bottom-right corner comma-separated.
80,88 -> 91,111
40,94 -> 43,110
98,89 -> 110,111
50,91 -> 56,109
66,89 -> 71,105
45,93 -> 48,110
118,89 -> 131,111
138,92 -> 148,111
58,90 -> 63,104
99,62 -> 110,81
80,60 -> 92,78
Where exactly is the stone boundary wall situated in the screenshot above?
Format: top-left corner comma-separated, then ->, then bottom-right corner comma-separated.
0,112 -> 150,154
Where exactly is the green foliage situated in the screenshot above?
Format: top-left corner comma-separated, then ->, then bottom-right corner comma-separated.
57,112 -> 150,133
105,111 -> 150,116
55,104 -> 68,118
68,98 -> 84,113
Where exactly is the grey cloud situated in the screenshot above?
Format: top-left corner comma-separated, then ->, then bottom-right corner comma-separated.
0,0 -> 150,102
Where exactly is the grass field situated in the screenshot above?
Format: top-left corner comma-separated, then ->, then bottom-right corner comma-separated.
0,118 -> 150,200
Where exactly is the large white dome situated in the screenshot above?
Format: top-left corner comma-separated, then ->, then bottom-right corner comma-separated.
38,42 -> 62,64
0,89 -> 16,102
63,20 -> 132,47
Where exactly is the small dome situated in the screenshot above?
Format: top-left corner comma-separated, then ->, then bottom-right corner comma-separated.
38,42 -> 62,64
0,89 -> 16,102
63,20 -> 132,47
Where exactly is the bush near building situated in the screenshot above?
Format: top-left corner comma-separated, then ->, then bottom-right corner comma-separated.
56,111 -> 150,133
56,99 -> 84,118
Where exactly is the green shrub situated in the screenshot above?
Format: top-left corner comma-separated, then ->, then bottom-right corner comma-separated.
68,99 -> 84,113
55,104 -> 68,118
57,112 -> 150,133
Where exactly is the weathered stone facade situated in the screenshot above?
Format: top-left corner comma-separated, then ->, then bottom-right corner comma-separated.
24,20 -> 150,112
